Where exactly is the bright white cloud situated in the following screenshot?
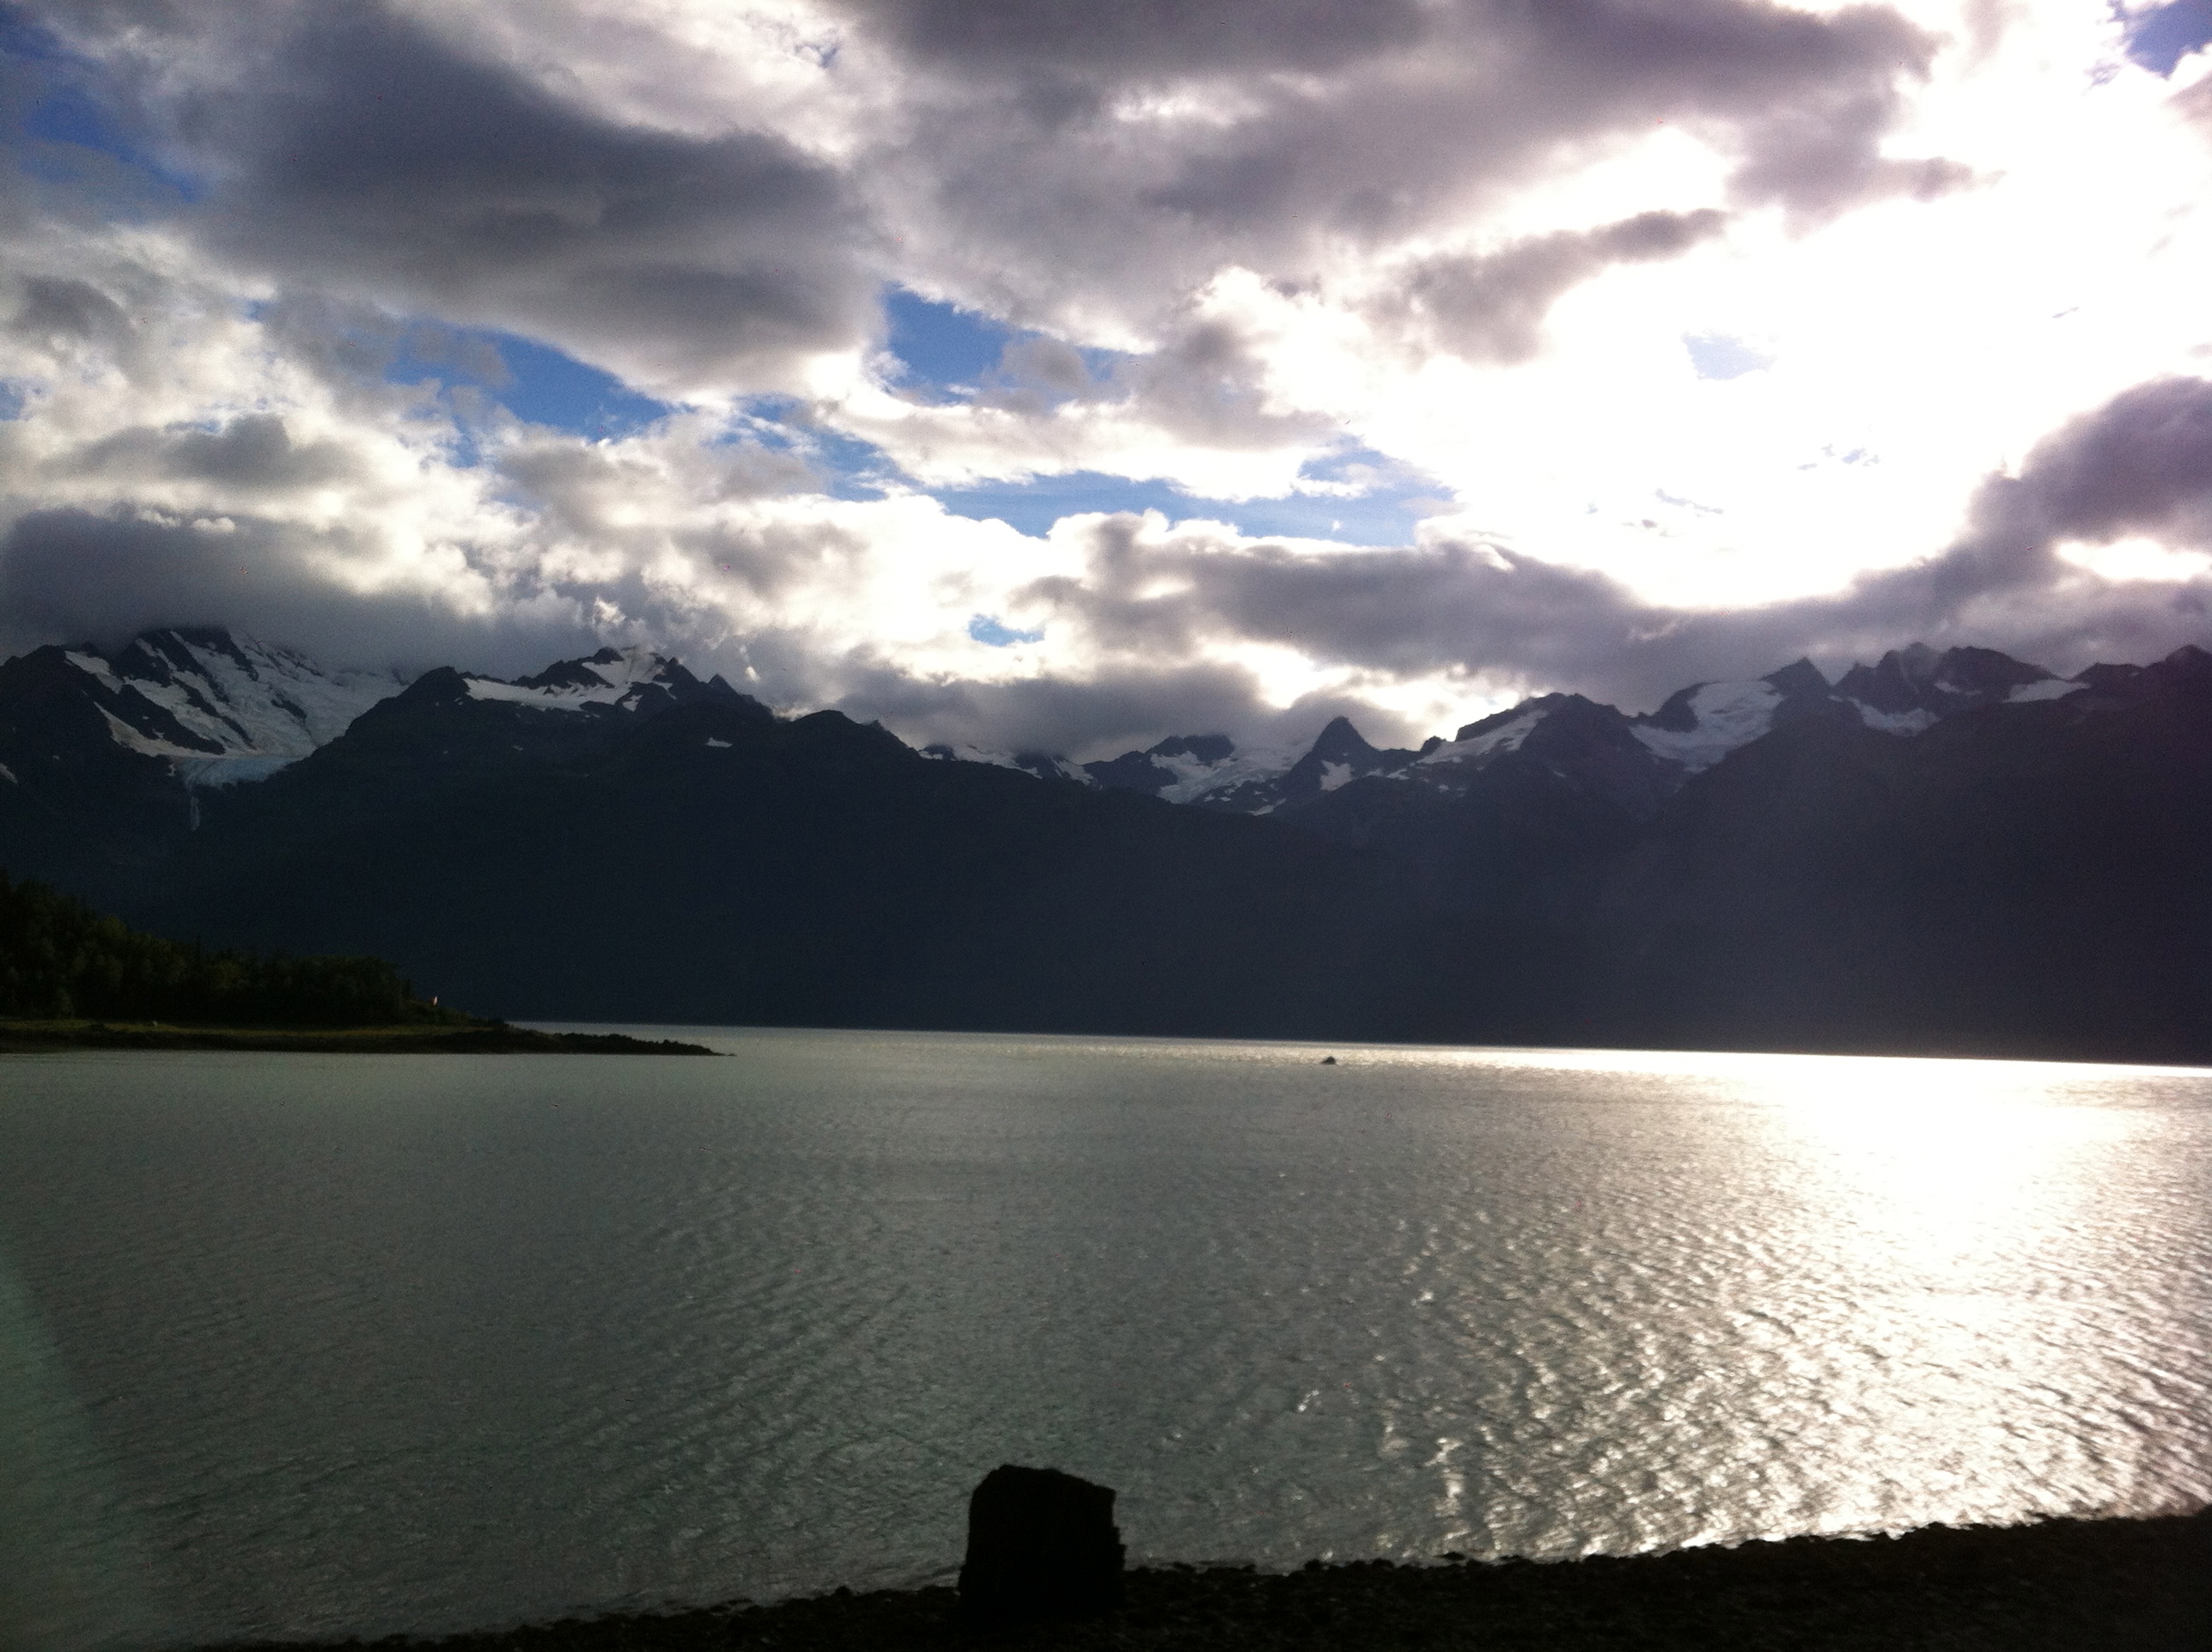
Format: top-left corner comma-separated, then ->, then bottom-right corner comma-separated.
2,0 -> 2209,761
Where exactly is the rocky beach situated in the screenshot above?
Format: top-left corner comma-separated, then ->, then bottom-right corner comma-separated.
188,1509 -> 2209,1652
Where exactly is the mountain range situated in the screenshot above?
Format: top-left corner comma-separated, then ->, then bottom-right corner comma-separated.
3,625 -> 2207,1062
936,642 -> 2085,819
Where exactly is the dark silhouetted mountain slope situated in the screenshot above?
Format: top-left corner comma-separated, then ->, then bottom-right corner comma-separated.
5,627 -> 2209,1059
1579,646 -> 2212,1062
131,679 -> 1412,1036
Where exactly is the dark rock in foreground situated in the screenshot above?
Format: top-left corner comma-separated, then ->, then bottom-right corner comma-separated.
958,1464 -> 1125,1624
186,1507 -> 2210,1650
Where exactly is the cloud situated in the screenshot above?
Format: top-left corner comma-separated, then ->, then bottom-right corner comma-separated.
1994,373 -> 2212,546
15,0 -> 1988,508
1375,209 -> 1732,365
61,412 -> 358,489
828,652 -> 1287,759
862,0 -> 1960,339
44,1 -> 874,400
3,0 -> 2208,769
127,0 -> 1953,452
0,505 -> 594,672
837,0 -> 1430,78
952,375 -> 2212,731
9,274 -> 133,357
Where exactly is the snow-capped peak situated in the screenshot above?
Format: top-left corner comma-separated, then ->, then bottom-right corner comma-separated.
1834,644 -> 2058,721
949,643 -> 2116,823
2004,678 -> 2084,705
1632,678 -> 1784,773
67,627 -> 407,787
461,645 -> 701,712
1417,706 -> 1545,769
454,647 -> 757,729
1150,737 -> 1309,806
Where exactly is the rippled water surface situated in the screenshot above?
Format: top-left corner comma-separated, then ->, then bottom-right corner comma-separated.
3,1031 -> 2209,1649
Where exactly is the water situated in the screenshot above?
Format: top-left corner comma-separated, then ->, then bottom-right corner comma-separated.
2,1031 -> 2208,1650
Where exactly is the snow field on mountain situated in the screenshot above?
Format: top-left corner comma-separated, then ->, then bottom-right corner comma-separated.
67,632 -> 404,784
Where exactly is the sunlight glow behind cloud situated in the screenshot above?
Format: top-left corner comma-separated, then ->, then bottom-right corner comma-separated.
1,0 -> 2209,758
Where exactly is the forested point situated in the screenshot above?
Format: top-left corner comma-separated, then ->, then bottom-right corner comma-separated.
0,869 -> 467,1027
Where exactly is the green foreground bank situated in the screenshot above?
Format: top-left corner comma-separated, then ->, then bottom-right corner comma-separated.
186,1508 -> 2209,1652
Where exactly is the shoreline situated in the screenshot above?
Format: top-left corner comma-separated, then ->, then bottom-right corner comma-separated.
0,1019 -> 719,1055
186,1507 -> 2210,1651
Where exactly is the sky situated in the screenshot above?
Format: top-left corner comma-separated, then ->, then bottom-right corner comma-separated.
1,0 -> 2209,759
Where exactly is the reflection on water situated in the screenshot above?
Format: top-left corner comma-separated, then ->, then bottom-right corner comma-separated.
0,1032 -> 2207,1649
0,1253 -> 160,1652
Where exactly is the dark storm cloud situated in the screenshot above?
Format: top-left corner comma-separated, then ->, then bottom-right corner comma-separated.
492,433 -> 851,604
1016,518 -> 1662,689
8,275 -> 131,352
1994,375 -> 2212,545
870,0 -> 1958,342
1379,209 -> 1732,364
1106,317 -> 1338,447
498,435 -> 818,525
44,1 -> 873,395
1520,0 -> 1969,218
242,292 -> 520,425
0,506 -> 601,675
26,0 -> 1965,410
3,272 -> 149,380
60,413 -> 357,489
830,652 -> 1283,757
841,0 -> 1431,76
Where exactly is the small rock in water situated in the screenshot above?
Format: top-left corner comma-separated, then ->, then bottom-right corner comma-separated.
1320,1056 -> 1338,1065
959,1463 -> 1125,1624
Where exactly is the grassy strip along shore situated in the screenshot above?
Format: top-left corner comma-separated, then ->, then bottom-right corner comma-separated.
0,1017 -> 716,1054
2,871 -> 713,1052
194,1508 -> 2209,1652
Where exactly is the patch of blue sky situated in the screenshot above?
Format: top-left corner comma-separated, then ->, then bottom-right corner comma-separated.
876,292 -> 1441,541
0,380 -> 26,420
481,334 -> 672,436
1796,444 -> 1876,472
928,455 -> 1441,545
968,614 -> 1044,647
2124,0 -> 2212,74
734,398 -> 899,499
884,289 -> 1010,394
882,288 -> 1126,402
1683,333 -> 1772,381
384,327 -> 674,443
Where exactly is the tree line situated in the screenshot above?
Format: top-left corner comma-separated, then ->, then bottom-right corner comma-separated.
0,869 -> 464,1027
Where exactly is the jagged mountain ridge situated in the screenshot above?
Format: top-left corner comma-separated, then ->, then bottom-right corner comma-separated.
0,632 -> 746,897
461,646 -> 750,718
0,625 -> 2104,836
0,631 -> 748,788
12,627 -> 405,786
932,644 -> 2084,820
